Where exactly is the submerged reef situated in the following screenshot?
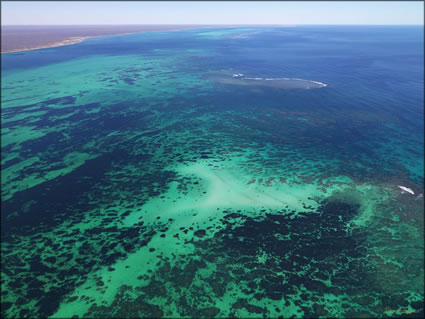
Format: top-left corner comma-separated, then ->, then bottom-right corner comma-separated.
212,73 -> 327,90
1,26 -> 423,318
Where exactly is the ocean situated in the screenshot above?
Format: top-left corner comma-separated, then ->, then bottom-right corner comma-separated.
1,25 -> 424,318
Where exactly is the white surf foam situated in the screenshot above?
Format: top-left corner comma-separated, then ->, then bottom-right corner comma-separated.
397,185 -> 415,195
239,75 -> 327,87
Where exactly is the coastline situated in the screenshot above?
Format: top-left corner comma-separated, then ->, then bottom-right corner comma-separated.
1,32 -> 143,54
1,25 -> 288,54
1,29 -> 182,54
1,26 -> 210,54
2,36 -> 90,54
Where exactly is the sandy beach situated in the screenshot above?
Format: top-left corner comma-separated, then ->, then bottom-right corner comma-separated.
2,36 -> 90,54
1,25 -> 287,54
0,25 -> 211,53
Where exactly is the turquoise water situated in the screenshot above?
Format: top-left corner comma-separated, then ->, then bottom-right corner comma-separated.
1,26 -> 424,318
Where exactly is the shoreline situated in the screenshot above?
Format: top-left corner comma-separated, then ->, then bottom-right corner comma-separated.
1,31 -> 143,54
2,36 -> 91,54
1,29 -> 186,54
1,25 -> 289,54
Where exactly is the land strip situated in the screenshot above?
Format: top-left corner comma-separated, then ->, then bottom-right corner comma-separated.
1,24 -> 286,53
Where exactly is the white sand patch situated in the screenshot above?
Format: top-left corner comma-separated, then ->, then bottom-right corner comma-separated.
123,160 -> 322,229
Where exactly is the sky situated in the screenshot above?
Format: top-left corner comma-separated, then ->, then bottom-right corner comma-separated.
1,1 -> 424,26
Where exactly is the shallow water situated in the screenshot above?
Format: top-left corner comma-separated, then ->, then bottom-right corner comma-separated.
1,26 -> 424,318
